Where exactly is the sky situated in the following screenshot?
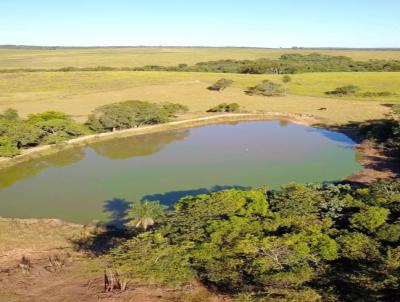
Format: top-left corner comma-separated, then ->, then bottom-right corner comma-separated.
0,0 -> 399,48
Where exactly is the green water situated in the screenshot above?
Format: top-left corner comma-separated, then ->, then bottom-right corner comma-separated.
0,121 -> 362,224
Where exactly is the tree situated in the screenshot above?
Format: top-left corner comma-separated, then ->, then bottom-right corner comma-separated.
86,101 -> 172,132
126,200 -> 166,230
27,111 -> 89,144
350,206 -> 390,233
245,80 -> 285,96
0,136 -> 19,157
207,78 -> 233,92
6,122 -> 44,148
337,232 -> 381,260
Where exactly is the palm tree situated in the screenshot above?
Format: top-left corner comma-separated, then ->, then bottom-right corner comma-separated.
125,200 -> 166,230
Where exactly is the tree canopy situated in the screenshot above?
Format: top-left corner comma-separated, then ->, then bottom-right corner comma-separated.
106,180 -> 400,301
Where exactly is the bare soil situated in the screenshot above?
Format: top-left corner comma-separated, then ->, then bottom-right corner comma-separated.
0,218 -> 228,302
348,140 -> 400,184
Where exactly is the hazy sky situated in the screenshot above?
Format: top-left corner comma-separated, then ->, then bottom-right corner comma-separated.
1,0 -> 399,47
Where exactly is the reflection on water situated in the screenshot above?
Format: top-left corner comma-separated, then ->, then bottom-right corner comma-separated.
0,121 -> 363,224
0,148 -> 85,189
91,129 -> 189,160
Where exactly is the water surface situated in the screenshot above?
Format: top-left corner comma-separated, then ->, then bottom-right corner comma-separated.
0,121 -> 362,224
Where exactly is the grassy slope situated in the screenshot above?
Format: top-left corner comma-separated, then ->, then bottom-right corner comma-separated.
1,47 -> 400,69
0,71 -> 398,124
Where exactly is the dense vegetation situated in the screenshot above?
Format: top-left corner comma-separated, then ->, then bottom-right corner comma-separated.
0,101 -> 187,157
2,53 -> 400,74
86,101 -> 187,132
0,109 -> 88,157
106,180 -> 400,301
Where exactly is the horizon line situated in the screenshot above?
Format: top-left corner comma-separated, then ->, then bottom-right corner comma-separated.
1,45 -> 400,51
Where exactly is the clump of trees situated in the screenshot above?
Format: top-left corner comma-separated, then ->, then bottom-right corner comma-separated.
207,103 -> 240,113
325,85 -> 360,96
106,179 -> 400,301
246,80 -> 285,96
86,101 -> 186,132
0,109 -> 88,157
207,78 -> 233,91
0,101 -> 188,157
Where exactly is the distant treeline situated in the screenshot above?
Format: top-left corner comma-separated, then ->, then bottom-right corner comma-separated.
1,53 -> 400,74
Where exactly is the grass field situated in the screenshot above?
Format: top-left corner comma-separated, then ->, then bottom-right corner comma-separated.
1,47 -> 400,69
0,71 -> 398,124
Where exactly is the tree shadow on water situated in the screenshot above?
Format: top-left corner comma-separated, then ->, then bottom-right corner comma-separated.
70,198 -> 134,256
142,185 -> 252,207
71,186 -> 250,255
103,198 -> 132,228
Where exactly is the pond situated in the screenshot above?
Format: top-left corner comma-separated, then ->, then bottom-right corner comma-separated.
0,120 -> 362,225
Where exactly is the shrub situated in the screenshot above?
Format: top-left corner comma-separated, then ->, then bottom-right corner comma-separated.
207,78 -> 233,91
325,85 -> 360,96
207,103 -> 240,113
359,91 -> 392,97
282,75 -> 292,83
245,80 -> 285,96
161,102 -> 189,116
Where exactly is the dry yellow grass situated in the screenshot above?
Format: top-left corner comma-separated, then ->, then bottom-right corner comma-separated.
0,71 -> 396,125
1,47 -> 400,69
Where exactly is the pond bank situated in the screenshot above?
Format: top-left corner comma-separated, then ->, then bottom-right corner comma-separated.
0,111 -> 397,184
0,112 -> 318,170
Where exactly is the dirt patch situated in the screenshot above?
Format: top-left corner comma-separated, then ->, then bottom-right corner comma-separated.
348,140 -> 399,183
0,218 -> 229,302
0,256 -> 228,302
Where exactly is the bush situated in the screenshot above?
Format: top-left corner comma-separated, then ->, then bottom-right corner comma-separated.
207,78 -> 233,91
359,91 -> 392,97
325,85 -> 360,96
161,102 -> 189,116
282,75 -> 292,83
245,80 -> 285,96
207,103 -> 240,113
